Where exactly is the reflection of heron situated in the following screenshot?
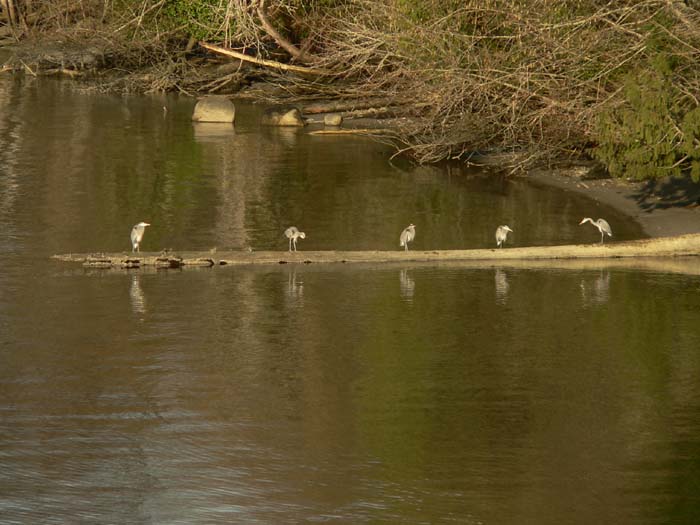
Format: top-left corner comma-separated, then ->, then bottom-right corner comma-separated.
399,269 -> 415,300
130,274 -> 146,315
284,226 -> 306,252
399,224 -> 415,251
579,217 -> 612,244
131,222 -> 151,252
495,268 -> 509,303
495,225 -> 513,248
286,268 -> 304,302
580,271 -> 611,305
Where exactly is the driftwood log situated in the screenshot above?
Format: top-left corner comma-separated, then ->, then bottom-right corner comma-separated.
199,42 -> 332,76
51,254 -> 215,269
51,234 -> 700,270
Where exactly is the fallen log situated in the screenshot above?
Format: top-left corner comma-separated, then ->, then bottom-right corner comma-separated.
55,254 -> 213,269
51,234 -> 700,269
308,129 -> 394,136
199,42 -> 333,76
303,98 -> 405,114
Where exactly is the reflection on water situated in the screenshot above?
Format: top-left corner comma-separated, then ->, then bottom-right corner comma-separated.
130,273 -> 146,316
192,122 -> 235,142
580,270 -> 611,306
1,76 -> 700,524
399,268 -> 415,301
285,267 -> 304,304
494,268 -> 509,304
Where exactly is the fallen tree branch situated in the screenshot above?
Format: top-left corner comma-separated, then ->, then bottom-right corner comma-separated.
256,0 -> 309,63
199,41 -> 333,76
308,128 -> 394,135
303,97 -> 406,114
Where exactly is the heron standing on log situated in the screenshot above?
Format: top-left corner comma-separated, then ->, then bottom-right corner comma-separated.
579,217 -> 612,244
131,222 -> 150,252
495,225 -> 513,248
284,226 -> 306,252
399,224 -> 416,251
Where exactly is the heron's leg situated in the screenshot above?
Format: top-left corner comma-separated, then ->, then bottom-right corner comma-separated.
293,238 -> 297,252
288,238 -> 292,252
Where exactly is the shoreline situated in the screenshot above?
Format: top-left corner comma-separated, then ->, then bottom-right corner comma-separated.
524,169 -> 700,239
3,43 -> 700,240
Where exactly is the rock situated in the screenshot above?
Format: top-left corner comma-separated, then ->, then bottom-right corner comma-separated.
192,96 -> 236,123
261,105 -> 305,127
324,113 -> 343,127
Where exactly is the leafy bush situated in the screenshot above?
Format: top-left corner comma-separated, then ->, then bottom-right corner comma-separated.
593,54 -> 700,181
161,0 -> 224,41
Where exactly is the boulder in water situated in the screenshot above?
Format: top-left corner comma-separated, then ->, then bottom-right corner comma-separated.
192,96 -> 236,123
261,105 -> 305,127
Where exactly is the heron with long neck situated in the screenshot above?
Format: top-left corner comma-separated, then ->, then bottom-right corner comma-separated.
130,222 -> 150,252
579,217 -> 612,244
399,224 -> 416,251
495,225 -> 513,248
284,226 -> 306,252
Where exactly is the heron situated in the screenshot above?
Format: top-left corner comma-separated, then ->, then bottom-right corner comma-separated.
130,222 -> 150,252
284,226 -> 306,252
495,225 -> 513,248
399,223 -> 416,251
579,217 -> 612,244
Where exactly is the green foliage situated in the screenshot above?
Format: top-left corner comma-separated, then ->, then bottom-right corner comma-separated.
592,57 -> 700,181
162,0 -> 223,41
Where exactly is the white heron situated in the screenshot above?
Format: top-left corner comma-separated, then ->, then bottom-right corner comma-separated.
579,217 -> 612,244
399,224 -> 416,251
130,222 -> 150,252
284,226 -> 306,252
495,225 -> 513,248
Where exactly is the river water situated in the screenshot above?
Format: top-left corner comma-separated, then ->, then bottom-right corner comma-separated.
1,72 -> 699,524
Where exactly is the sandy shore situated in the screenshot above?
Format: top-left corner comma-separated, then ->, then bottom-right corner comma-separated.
524,168 -> 700,238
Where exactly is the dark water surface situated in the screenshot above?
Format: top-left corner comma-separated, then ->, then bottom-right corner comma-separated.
1,74 -> 700,524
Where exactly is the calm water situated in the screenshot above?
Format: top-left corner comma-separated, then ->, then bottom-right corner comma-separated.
1,72 -> 700,524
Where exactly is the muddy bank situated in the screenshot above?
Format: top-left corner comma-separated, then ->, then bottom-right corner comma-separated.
524,168 -> 700,239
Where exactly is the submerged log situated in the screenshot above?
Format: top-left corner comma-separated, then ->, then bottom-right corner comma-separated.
51,234 -> 700,269
56,254 -> 212,269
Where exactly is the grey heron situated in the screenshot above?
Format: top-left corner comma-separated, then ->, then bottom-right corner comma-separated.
399,224 -> 416,251
579,217 -> 612,244
495,225 -> 513,248
130,222 -> 151,252
284,226 -> 306,252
